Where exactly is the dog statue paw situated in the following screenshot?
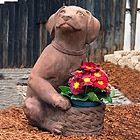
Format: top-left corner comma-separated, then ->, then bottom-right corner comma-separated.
23,6 -> 100,134
52,95 -> 71,110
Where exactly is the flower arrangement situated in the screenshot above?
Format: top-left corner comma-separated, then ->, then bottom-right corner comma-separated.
59,62 -> 114,104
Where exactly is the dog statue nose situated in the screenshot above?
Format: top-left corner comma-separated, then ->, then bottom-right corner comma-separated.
62,15 -> 71,21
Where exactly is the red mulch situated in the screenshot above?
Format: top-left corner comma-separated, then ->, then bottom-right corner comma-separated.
0,105 -> 139,140
0,62 -> 140,139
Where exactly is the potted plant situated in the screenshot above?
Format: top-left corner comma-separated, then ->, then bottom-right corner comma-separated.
42,62 -> 114,136
59,62 -> 114,108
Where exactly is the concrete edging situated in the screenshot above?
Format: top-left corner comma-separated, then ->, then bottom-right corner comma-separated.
104,50 -> 140,71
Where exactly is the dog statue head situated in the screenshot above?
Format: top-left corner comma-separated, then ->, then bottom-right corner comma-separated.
47,6 -> 100,44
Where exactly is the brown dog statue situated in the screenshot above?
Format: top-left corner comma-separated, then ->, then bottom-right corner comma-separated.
24,6 -> 100,135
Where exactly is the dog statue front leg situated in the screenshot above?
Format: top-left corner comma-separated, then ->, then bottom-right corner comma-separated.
28,73 -> 71,110
24,96 -> 65,135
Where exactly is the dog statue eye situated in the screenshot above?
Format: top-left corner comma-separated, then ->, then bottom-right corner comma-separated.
59,10 -> 65,14
77,11 -> 85,16
86,10 -> 90,15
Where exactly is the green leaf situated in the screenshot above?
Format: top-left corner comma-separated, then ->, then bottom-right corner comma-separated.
110,89 -> 115,97
59,86 -> 73,96
59,86 -> 71,92
71,94 -> 88,101
60,92 -> 71,98
103,94 -> 112,103
101,89 -> 106,92
87,92 -> 101,102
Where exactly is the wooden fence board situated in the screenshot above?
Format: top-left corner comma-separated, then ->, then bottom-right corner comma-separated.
32,0 -> 40,65
0,5 -> 3,68
119,0 -> 126,50
14,2 -> 21,66
130,0 -> 137,50
20,0 -> 28,67
103,0 -> 115,55
26,0 -> 35,67
88,0 -> 103,62
114,0 -> 123,50
2,3 -> 9,67
39,0 -> 48,53
109,0 -> 116,54
7,3 -> 16,67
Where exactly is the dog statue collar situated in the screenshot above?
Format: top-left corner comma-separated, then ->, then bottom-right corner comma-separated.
52,41 -> 86,56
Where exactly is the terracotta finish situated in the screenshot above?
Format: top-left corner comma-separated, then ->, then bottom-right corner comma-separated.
23,6 -> 100,135
45,103 -> 106,136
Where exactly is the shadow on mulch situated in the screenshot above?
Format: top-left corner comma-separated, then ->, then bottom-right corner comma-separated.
0,74 -> 4,80
0,73 -> 12,80
0,62 -> 140,139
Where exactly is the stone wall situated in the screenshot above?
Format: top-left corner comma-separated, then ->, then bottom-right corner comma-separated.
104,50 -> 140,71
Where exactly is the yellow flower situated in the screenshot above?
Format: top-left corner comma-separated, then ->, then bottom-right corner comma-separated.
98,81 -> 104,85
84,78 -> 91,82
74,82 -> 80,89
94,73 -> 101,77
86,66 -> 92,69
76,70 -> 83,73
106,86 -> 109,89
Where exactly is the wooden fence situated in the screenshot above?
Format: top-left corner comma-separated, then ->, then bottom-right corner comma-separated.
0,0 -> 138,68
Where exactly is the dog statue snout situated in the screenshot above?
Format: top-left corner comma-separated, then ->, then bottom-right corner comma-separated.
62,15 -> 72,21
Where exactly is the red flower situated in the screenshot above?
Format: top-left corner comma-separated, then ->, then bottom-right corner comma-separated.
68,78 -> 84,95
82,75 -> 96,86
71,70 -> 83,78
93,78 -> 108,89
99,68 -> 108,78
80,62 -> 96,72
83,71 -> 90,76
92,70 -> 107,81
68,62 -> 110,94
82,75 -> 91,86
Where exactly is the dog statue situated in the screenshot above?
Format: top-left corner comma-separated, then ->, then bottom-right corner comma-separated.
23,6 -> 100,135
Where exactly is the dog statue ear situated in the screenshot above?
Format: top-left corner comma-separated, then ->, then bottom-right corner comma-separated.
47,6 -> 66,40
86,15 -> 100,44
47,14 -> 56,40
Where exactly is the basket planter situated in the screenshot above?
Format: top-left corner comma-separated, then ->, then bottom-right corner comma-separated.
47,102 -> 106,136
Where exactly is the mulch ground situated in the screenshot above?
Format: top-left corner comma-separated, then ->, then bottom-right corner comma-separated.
0,62 -> 140,139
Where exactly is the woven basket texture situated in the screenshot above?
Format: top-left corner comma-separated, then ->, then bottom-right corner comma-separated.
47,102 -> 106,136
